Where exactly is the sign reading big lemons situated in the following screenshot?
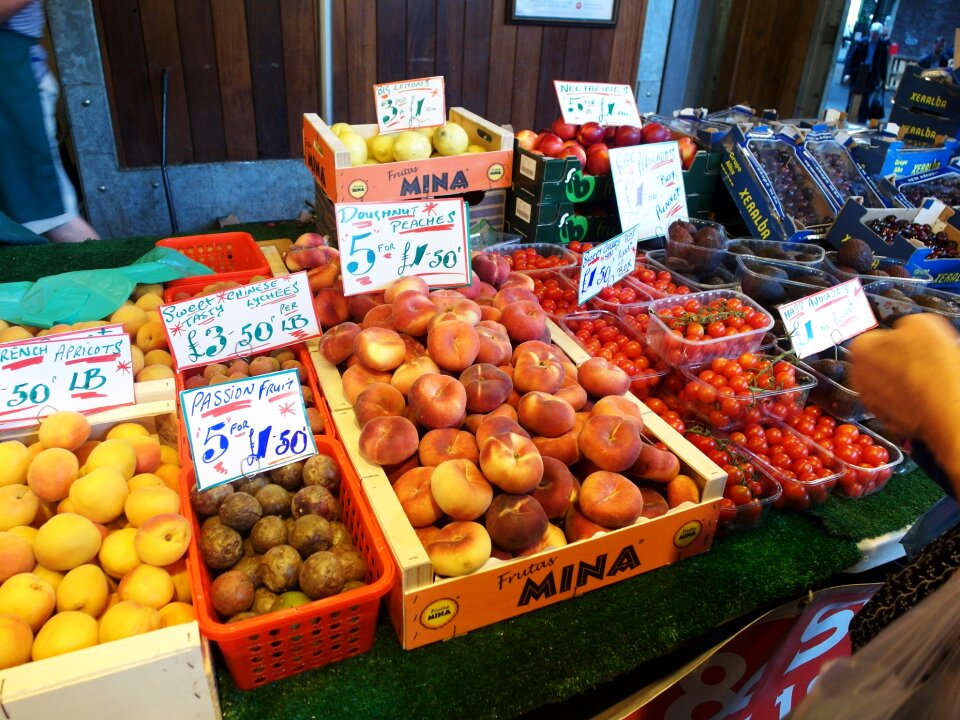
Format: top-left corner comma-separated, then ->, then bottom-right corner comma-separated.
374,76 -> 446,133
335,198 -> 471,296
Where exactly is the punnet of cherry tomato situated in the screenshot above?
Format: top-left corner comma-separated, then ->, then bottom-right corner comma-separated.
563,267 -> 656,312
559,310 -> 668,399
684,424 -> 782,535
645,289 -> 775,366
487,243 -> 579,276
783,404 -> 903,499
674,352 -> 817,431
629,255 -> 699,299
531,271 -> 589,319
726,420 -> 844,511
566,241 -> 596,255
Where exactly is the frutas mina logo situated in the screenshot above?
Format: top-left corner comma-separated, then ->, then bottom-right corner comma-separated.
500,544 -> 643,606
419,599 -> 458,629
399,171 -> 470,196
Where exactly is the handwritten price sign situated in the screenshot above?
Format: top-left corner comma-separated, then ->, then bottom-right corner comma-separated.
373,76 -> 446,133
335,198 -> 470,296
0,324 -> 134,430
554,81 -> 641,126
778,278 -> 877,358
160,273 -> 321,370
180,369 -> 317,491
609,142 -> 688,241
577,225 -> 640,304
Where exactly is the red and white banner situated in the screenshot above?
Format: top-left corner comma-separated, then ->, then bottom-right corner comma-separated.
630,584 -> 880,720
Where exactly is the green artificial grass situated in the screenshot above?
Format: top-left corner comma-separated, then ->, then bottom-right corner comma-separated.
0,220 -> 309,283
810,467 -> 945,538
215,512 -> 861,720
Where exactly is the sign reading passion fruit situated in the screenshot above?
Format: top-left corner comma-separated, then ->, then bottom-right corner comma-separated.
181,369 -> 317,491
335,197 -> 471,296
554,81 -> 642,126
373,76 -> 446,133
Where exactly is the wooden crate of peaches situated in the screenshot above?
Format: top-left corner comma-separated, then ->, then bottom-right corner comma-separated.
316,269 -> 724,579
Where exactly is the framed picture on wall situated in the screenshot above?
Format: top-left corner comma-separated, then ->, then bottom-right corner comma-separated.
506,0 -> 619,27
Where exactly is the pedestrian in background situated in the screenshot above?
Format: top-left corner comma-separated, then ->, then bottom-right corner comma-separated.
843,22 -> 890,124
918,36 -> 953,69
0,0 -> 100,243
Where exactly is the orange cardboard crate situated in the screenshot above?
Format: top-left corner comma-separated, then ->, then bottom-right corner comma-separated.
303,108 -> 513,203
312,321 -> 726,650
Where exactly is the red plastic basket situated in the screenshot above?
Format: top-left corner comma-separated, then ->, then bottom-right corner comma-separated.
175,344 -> 335,466
159,232 -> 270,287
180,435 -> 396,690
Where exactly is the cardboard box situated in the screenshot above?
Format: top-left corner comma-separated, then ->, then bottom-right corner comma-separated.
683,150 -> 722,219
512,144 -> 616,205
887,103 -> 959,146
303,109 -> 513,204
892,64 -> 960,118
0,385 -> 219,719
848,135 -> 958,177
894,166 -> 960,209
311,322 -> 726,650
825,198 -> 960,288
505,192 -> 620,245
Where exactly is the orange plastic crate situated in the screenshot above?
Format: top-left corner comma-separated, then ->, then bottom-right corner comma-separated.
158,232 -> 270,287
179,435 -> 396,690
175,344 -> 334,465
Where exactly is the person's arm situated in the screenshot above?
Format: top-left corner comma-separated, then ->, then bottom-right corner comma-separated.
0,0 -> 36,24
849,314 -> 960,494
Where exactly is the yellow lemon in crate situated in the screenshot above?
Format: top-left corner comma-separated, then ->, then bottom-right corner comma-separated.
339,131 -> 368,166
433,122 -> 470,156
369,132 -> 398,163
415,125 -> 437,140
393,130 -> 433,162
329,122 -> 352,137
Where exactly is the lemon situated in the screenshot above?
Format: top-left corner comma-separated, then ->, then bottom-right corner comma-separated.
368,132 -> 398,163
392,131 -> 433,162
329,122 -> 352,137
339,131 -> 368,166
433,122 -> 470,156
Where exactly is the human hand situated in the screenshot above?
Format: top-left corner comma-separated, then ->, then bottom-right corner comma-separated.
850,314 -> 960,474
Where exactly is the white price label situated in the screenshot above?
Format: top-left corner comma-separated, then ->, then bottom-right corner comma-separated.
160,273 -> 321,370
778,278 -> 878,358
180,369 -> 317,491
0,324 -> 135,430
554,81 -> 641,126
335,198 -> 471,296
577,225 -> 640,304
373,76 -> 446,132
609,142 -> 688,242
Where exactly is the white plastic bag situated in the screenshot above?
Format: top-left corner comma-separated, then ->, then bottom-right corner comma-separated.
791,569 -> 960,719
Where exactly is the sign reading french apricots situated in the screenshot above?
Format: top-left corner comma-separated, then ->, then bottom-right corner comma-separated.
610,141 -> 688,241
554,81 -> 642,126
373,76 -> 446,133
180,368 -> 317,490
335,197 -> 471,296
159,273 -> 321,370
0,324 -> 134,429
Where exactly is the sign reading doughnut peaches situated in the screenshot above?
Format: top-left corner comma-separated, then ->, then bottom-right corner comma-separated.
335,198 -> 471,296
